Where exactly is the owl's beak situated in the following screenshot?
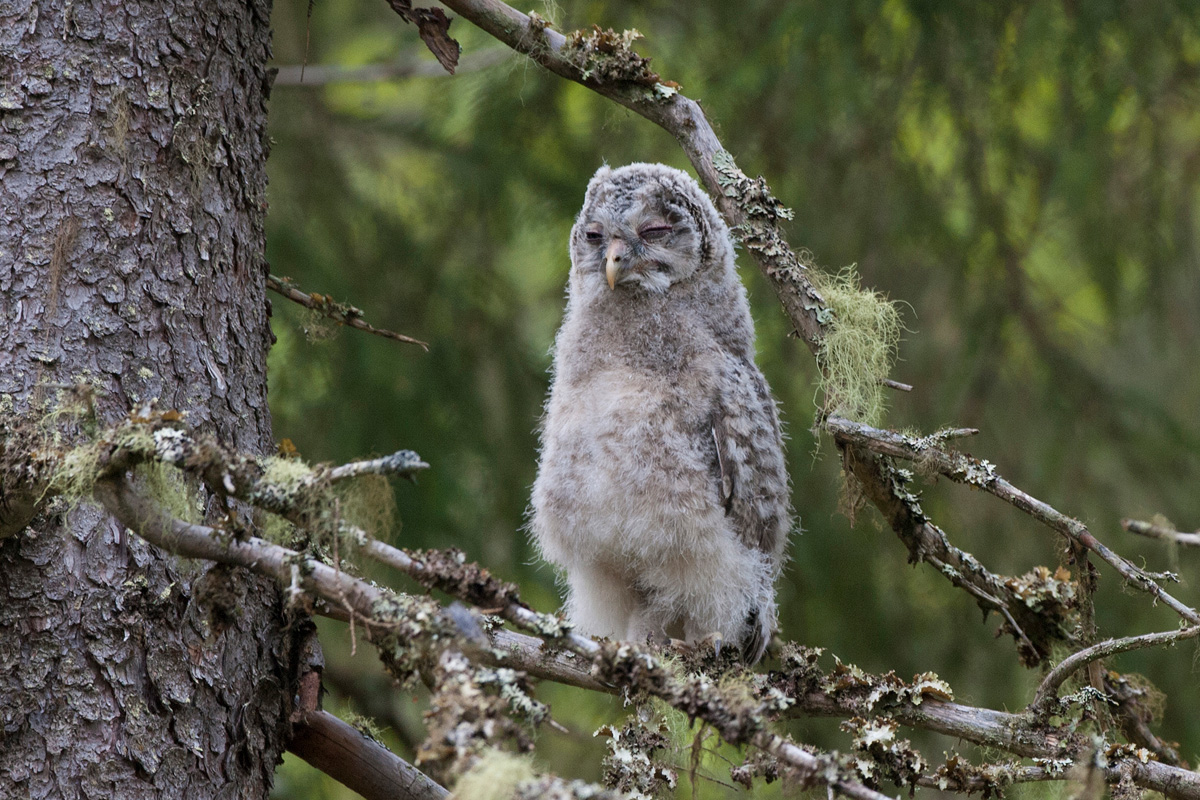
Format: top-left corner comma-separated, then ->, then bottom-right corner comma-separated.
605,239 -> 626,290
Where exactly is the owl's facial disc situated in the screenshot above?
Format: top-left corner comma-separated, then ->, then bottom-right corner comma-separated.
583,217 -> 679,292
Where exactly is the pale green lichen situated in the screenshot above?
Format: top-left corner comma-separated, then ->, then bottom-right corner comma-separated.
334,474 -> 396,542
453,749 -> 538,800
47,440 -> 104,500
137,462 -> 201,525
811,266 -> 904,425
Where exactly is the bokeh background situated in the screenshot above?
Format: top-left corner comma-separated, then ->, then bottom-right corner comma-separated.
263,2 -> 1200,797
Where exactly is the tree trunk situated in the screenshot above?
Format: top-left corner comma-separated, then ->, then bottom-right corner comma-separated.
0,1 -> 293,797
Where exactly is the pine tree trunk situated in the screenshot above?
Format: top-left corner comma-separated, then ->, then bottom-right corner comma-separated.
0,1 -> 293,797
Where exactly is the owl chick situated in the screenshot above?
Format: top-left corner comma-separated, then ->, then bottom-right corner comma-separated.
530,163 -> 791,663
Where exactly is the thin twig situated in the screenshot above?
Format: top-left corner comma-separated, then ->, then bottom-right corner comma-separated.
1031,626 -> 1200,711
1123,519 -> 1200,548
267,274 -> 428,350
273,48 -> 510,86
883,378 -> 914,392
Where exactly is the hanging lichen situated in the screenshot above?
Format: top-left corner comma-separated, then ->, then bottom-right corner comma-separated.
810,266 -> 904,425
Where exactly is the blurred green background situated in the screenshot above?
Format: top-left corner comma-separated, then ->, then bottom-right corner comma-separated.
263,2 -> 1200,797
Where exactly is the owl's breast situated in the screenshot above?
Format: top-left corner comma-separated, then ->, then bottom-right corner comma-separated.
532,364 -> 726,565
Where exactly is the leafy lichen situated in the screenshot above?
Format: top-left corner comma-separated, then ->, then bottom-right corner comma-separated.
562,26 -> 659,86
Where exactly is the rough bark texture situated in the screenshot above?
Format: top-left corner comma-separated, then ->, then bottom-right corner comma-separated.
0,0 -> 293,797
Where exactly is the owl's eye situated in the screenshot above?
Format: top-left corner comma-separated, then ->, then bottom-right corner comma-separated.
584,230 -> 603,243
639,225 -> 672,242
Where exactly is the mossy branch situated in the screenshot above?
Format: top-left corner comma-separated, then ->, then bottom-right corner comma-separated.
15,406 -> 1179,799
828,416 -> 1199,627
87,470 -> 1200,800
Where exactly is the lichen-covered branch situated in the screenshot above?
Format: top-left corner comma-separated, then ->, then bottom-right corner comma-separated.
10,407 -> 1199,798
1031,625 -> 1200,711
268,274 -> 429,349
87,474 -> 1200,799
327,451 -> 430,483
838,442 -> 1076,666
828,416 -> 1200,626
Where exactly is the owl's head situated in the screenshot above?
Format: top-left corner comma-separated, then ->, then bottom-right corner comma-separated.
570,163 -> 732,294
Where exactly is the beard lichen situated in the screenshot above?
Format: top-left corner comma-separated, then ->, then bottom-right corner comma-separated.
334,473 -> 397,543
810,266 -> 904,426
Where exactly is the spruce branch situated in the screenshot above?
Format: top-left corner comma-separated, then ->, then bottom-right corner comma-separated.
268,274 -> 429,349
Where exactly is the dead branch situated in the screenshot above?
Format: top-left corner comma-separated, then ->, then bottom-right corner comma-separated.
1123,518 -> 1200,548
268,274 -> 429,350
828,415 -> 1199,626
290,710 -> 449,800
839,442 -> 1068,664
77,452 -> 1199,800
1031,626 -> 1200,711
93,473 -> 892,799
328,451 -> 430,483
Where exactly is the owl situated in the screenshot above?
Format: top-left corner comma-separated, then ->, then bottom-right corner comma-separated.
530,163 -> 792,663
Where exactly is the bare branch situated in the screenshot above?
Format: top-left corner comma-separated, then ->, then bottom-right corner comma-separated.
289,710 -> 449,800
1123,518 -> 1200,548
1032,626 -> 1200,711
327,450 -> 430,483
268,274 -> 429,350
883,378 -> 914,393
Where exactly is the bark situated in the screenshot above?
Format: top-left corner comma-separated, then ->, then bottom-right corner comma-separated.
0,1 -> 293,797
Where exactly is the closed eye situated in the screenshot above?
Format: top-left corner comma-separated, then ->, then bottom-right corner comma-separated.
639,225 -> 672,242
584,230 -> 603,242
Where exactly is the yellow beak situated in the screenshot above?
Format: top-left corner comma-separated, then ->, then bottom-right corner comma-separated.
605,239 -> 626,290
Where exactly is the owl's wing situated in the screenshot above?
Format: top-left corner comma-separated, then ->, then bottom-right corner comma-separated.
710,354 -> 790,557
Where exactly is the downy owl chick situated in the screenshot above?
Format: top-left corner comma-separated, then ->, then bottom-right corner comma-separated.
530,163 -> 791,663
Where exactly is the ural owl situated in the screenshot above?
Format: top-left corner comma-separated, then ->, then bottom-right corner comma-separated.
530,163 -> 791,663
